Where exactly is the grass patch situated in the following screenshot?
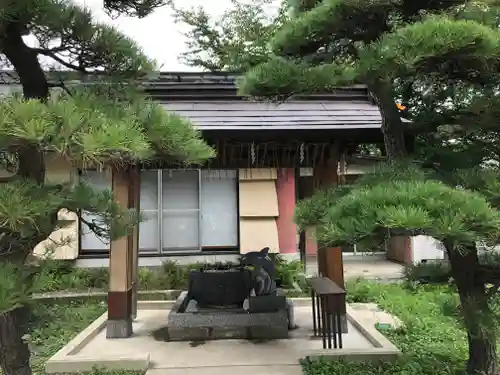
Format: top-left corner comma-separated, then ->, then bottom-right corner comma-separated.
25,299 -> 142,375
28,300 -> 106,372
303,279 -> 500,375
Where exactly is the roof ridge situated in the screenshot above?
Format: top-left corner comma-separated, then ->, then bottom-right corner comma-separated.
0,70 -> 371,102
0,69 -> 368,88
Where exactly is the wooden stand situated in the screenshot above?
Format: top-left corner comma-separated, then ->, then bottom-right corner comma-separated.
317,247 -> 347,332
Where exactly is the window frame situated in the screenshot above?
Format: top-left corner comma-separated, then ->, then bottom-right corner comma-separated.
78,168 -> 240,255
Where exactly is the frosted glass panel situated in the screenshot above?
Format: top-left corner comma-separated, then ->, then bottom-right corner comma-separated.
139,212 -> 159,251
162,170 -> 199,210
162,212 -> 199,249
139,170 -> 159,252
200,170 -> 238,247
80,170 -> 111,250
140,170 -> 158,210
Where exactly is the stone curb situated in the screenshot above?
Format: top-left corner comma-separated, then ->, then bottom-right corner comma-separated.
33,289 -> 308,301
33,289 -> 181,300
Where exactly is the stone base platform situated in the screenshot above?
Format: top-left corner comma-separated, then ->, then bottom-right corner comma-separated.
45,300 -> 402,374
167,326 -> 289,341
167,291 -> 290,341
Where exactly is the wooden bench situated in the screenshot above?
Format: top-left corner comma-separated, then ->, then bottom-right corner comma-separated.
306,277 -> 346,349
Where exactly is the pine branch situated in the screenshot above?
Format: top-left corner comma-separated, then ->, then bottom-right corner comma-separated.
104,0 -> 167,18
47,81 -> 74,97
35,50 -> 86,72
79,215 -> 107,237
30,46 -> 68,54
0,91 -> 214,166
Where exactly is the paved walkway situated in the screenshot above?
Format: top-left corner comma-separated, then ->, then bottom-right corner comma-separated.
77,307 -> 373,367
306,256 -> 404,280
141,303 -> 405,375
46,299 -> 402,375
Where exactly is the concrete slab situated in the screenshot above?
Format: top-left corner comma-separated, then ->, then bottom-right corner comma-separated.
45,300 -> 401,373
306,257 -> 404,280
350,303 -> 403,329
146,365 -> 304,375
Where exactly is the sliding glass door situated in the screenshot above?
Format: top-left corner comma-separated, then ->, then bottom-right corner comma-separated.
200,170 -> 238,248
81,169 -> 239,254
161,170 -> 200,251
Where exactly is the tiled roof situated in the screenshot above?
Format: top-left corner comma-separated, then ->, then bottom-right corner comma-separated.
162,100 -> 381,131
0,71 -> 382,131
144,72 -> 382,131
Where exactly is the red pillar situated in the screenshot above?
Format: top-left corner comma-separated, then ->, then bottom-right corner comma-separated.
276,168 -> 297,254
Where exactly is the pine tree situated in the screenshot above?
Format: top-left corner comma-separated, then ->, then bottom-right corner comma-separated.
296,162 -> 500,375
0,1 -> 213,374
238,0 -> 500,160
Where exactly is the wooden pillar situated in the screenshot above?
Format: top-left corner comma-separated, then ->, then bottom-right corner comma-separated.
313,150 -> 344,287
313,153 -> 347,332
130,165 -> 140,320
315,147 -> 346,288
317,245 -> 345,289
313,158 -> 345,289
107,166 -> 133,338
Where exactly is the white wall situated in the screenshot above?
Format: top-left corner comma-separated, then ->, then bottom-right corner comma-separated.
410,235 -> 446,265
75,253 -> 240,268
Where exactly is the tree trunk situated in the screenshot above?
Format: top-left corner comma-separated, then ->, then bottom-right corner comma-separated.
0,307 -> 31,375
447,243 -> 498,375
0,21 -> 51,375
369,81 -> 407,161
0,21 -> 49,184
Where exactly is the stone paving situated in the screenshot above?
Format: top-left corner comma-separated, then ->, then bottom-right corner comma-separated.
48,302 -> 402,375
349,303 -> 403,329
306,256 -> 404,280
77,306 -> 374,367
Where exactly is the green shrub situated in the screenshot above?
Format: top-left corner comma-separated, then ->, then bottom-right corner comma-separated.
137,267 -> 159,290
402,251 -> 500,286
273,255 -> 307,291
434,289 -> 461,319
155,261 -> 204,289
479,251 -> 500,267
345,278 -> 386,303
34,260 -> 110,292
403,261 -> 451,284
0,263 -> 39,312
32,257 -> 308,294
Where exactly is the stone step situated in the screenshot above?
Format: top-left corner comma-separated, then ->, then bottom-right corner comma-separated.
146,365 -> 304,375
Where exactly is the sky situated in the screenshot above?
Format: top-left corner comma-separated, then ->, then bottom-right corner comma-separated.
21,0 -> 281,72
76,0 -> 234,72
